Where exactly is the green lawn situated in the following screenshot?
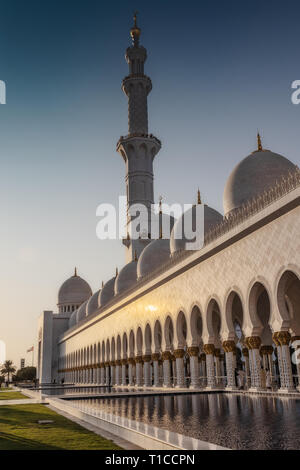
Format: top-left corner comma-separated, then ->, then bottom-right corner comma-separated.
0,404 -> 122,450
0,391 -> 27,400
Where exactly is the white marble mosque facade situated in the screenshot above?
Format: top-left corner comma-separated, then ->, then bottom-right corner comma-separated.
37,17 -> 300,394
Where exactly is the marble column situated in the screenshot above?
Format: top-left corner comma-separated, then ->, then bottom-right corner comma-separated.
128,358 -> 135,386
223,340 -> 237,389
105,363 -> 110,386
214,348 -> 222,387
171,355 -> 176,386
152,353 -> 161,387
174,349 -> 185,388
115,360 -> 122,386
188,347 -> 200,389
143,355 -> 152,387
291,337 -> 300,390
276,331 -> 295,391
110,362 -> 116,386
100,365 -> 105,385
204,344 -> 216,389
199,353 -> 207,387
121,359 -> 127,386
135,356 -> 143,387
246,336 -> 264,390
162,351 -> 172,387
242,348 -> 251,388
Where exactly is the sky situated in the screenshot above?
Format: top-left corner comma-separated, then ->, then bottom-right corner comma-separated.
0,0 -> 300,368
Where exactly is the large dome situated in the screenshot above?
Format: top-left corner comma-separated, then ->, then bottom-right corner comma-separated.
115,260 -> 137,295
68,309 -> 78,328
58,270 -> 92,309
99,276 -> 116,307
137,238 -> 170,278
170,204 -> 223,255
86,289 -> 100,316
223,149 -> 296,216
76,299 -> 89,323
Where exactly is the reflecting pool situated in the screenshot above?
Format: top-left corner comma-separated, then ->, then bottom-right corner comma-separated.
43,386 -> 113,396
69,393 -> 300,450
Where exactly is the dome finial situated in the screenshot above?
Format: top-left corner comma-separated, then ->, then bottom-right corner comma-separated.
159,195 -> 163,214
257,131 -> 263,151
130,11 -> 141,45
74,267 -> 77,277
197,188 -> 202,204
116,267 -> 118,277
134,250 -> 138,261
101,280 -> 104,288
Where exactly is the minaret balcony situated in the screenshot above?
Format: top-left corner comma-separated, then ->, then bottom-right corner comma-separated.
122,74 -> 152,95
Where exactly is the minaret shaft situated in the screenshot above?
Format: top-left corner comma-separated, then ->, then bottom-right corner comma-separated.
117,15 -> 161,262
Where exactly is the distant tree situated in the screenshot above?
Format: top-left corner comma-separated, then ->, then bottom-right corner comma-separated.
1,360 -> 16,383
14,366 -> 36,382
0,375 -> 5,388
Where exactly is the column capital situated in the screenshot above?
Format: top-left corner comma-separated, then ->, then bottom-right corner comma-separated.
214,348 -> 221,358
222,340 -> 236,353
276,331 -> 291,346
128,357 -> 135,365
162,351 -> 172,361
173,348 -> 185,359
142,354 -> 151,362
135,355 -> 143,364
242,348 -> 249,357
151,353 -> 160,361
203,344 -> 215,355
199,353 -> 206,361
246,336 -> 261,350
109,360 -> 116,367
115,359 -> 122,366
187,346 -> 199,357
272,331 -> 280,346
260,345 -> 273,355
121,359 -> 127,365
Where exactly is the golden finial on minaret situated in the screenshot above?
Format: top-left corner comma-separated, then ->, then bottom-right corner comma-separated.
74,267 -> 77,277
116,267 -> 118,277
197,189 -> 202,205
257,132 -> 263,151
134,250 -> 137,261
130,11 -> 141,45
101,280 -> 104,288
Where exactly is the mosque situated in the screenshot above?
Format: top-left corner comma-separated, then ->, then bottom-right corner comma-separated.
37,15 -> 300,393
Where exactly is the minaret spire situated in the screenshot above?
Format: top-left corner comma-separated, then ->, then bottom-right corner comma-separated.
117,14 -> 161,263
257,132 -> 263,151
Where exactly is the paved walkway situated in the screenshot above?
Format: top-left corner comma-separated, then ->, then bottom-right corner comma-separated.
0,398 -> 45,405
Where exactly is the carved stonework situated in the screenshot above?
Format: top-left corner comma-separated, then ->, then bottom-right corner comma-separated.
246,336 -> 261,350
187,346 -> 199,357
151,353 -> 160,361
142,355 -> 151,362
214,348 -> 221,358
260,345 -> 273,355
277,331 -> 291,346
203,344 -> 215,355
222,340 -> 236,353
272,332 -> 280,347
162,351 -> 172,361
173,349 -> 185,359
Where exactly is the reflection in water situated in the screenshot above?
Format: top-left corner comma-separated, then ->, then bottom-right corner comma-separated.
70,393 -> 300,450
45,386 -> 113,396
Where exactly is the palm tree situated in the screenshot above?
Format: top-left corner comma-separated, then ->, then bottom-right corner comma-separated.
1,360 -> 16,384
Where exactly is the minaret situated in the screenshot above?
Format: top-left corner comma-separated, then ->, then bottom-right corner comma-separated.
117,13 -> 161,262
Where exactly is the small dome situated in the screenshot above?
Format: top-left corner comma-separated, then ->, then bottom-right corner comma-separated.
99,276 -> 116,307
223,149 -> 296,216
76,299 -> 89,323
86,289 -> 100,316
170,204 -> 223,254
115,261 -> 137,295
58,270 -> 92,307
137,238 -> 170,278
68,309 -> 78,328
